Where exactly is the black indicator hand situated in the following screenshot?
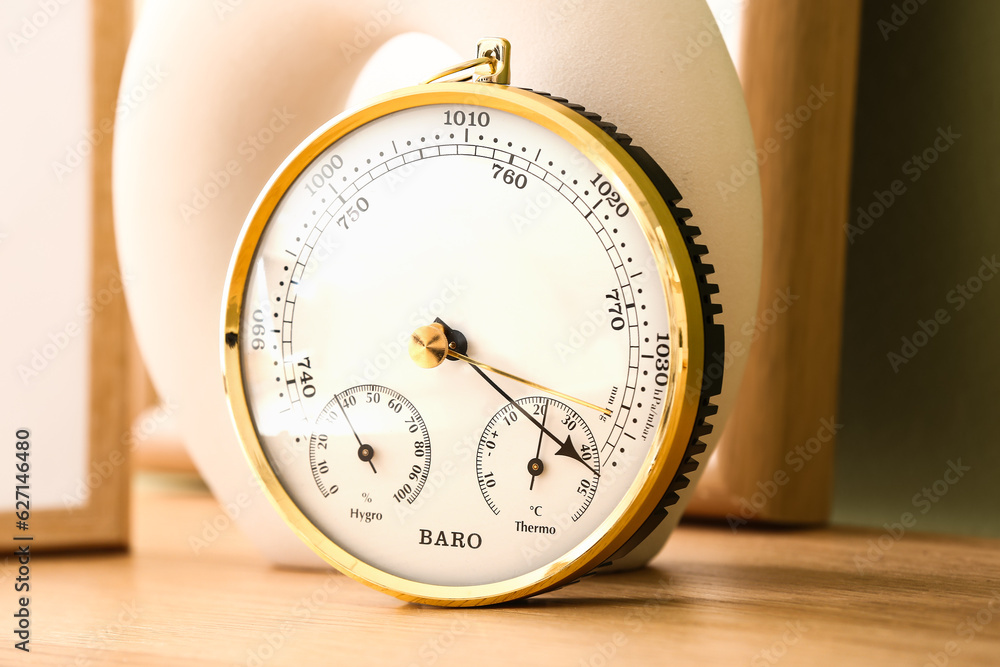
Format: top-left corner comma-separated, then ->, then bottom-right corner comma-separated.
467,362 -> 596,476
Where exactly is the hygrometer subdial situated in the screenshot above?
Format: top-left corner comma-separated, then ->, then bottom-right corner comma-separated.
476,396 -> 600,523
308,384 -> 431,508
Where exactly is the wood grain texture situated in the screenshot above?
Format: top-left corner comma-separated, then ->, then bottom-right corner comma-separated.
12,477 -> 1000,666
76,0 -> 134,550
689,0 -> 863,523
0,0 -> 134,552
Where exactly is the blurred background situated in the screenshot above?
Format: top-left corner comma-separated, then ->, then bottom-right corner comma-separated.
834,0 -> 1000,538
2,0 -> 997,557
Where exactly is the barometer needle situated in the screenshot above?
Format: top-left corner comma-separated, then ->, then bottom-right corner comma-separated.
409,320 -> 599,474
408,321 -> 611,417
446,350 -> 612,417
468,362 -> 596,475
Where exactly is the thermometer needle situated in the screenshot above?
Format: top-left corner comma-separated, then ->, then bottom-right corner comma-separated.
408,323 -> 612,417
529,407 -> 548,491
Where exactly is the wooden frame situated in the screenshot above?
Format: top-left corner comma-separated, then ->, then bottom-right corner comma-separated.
688,0 -> 863,523
2,0 -> 134,552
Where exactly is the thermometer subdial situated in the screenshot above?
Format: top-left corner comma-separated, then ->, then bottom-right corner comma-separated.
476,397 -> 600,524
308,385 -> 431,508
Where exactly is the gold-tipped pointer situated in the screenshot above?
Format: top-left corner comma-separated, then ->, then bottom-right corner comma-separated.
409,323 -> 612,417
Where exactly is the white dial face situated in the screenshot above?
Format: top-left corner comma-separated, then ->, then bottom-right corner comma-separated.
237,98 -> 676,588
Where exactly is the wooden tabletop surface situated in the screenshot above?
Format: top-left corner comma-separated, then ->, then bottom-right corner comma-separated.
12,475 -> 1000,666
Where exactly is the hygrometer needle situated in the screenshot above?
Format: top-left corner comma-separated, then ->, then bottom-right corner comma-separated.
336,394 -> 377,474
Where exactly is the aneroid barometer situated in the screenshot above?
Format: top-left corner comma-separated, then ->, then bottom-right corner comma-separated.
223,38 -> 723,606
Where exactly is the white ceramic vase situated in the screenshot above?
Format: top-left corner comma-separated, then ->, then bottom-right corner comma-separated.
113,0 -> 761,567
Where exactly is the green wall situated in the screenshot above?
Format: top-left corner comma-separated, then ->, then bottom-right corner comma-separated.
833,0 -> 1000,537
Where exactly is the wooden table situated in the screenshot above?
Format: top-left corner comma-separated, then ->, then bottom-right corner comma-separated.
14,475 -> 1000,666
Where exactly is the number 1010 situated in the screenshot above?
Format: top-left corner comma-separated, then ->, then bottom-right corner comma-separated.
444,110 -> 491,128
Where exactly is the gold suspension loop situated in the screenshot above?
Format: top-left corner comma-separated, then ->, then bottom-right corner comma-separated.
420,38 -> 511,86
420,56 -> 496,85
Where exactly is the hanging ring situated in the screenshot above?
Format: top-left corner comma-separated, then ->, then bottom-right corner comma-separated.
420,56 -> 497,85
